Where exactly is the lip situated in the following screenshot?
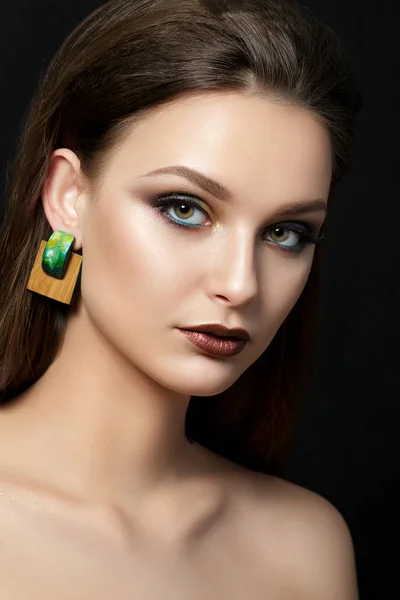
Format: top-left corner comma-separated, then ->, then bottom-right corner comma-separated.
178,328 -> 247,358
180,323 -> 251,342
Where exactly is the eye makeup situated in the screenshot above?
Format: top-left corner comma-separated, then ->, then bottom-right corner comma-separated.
147,191 -> 325,255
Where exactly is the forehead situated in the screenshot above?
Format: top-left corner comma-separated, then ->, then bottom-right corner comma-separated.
107,91 -> 333,200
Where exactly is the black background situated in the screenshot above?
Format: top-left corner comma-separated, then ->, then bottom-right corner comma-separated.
1,1 -> 398,597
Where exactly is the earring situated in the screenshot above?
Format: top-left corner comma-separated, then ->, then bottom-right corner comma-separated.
26,230 -> 83,305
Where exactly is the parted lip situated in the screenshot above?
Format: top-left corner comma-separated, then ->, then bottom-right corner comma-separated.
180,323 -> 251,342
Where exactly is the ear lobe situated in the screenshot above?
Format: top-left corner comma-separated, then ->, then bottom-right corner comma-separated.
41,148 -> 85,251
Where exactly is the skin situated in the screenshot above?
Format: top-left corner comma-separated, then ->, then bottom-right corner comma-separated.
0,91 -> 358,598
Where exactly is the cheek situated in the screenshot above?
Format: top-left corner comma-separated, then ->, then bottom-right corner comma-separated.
79,202 -> 187,332
262,252 -> 314,335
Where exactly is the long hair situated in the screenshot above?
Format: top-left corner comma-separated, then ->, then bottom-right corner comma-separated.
0,0 -> 361,476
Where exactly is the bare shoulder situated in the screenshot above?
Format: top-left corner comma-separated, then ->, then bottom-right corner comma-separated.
186,445 -> 358,598
241,471 -> 360,599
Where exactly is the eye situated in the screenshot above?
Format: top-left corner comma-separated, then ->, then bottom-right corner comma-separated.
149,192 -> 210,227
266,224 -> 313,252
148,192 -> 324,255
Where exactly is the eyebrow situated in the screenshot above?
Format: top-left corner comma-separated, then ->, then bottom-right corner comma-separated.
142,165 -> 328,216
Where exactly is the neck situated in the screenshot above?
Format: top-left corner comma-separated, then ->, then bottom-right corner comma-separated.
1,303 -> 197,503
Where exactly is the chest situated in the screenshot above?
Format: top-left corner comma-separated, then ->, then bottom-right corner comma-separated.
0,503 -> 293,600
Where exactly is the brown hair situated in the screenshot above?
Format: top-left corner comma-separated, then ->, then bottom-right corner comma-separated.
0,0 -> 361,476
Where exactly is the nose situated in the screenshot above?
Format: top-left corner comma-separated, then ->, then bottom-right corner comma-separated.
207,230 -> 259,308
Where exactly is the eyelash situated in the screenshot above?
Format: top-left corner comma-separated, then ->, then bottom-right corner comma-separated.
148,192 -> 324,255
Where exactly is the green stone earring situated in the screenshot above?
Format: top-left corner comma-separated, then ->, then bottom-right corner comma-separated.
42,230 -> 75,278
27,230 -> 83,305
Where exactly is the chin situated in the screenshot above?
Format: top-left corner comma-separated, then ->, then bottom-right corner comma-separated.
145,359 -> 242,398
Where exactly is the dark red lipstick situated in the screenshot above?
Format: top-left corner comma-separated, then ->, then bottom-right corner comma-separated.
178,323 -> 250,357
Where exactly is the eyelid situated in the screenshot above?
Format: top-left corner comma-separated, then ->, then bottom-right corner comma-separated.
174,192 -> 210,211
148,190 -> 214,218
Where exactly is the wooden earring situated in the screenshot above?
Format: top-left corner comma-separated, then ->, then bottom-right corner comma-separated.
26,231 -> 82,305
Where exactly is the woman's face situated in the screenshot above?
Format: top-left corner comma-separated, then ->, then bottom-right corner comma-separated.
74,91 -> 332,396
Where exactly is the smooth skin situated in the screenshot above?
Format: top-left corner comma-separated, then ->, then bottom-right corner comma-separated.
0,91 -> 358,598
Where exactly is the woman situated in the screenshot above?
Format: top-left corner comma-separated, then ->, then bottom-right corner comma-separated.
0,0 -> 361,597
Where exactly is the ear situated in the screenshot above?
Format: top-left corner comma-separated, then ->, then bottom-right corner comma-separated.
41,148 -> 89,252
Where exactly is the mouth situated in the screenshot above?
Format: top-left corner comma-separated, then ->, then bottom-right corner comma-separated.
178,328 -> 247,358
183,330 -> 241,341
180,323 -> 251,342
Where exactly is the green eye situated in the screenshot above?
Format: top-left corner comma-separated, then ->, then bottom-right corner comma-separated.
149,192 -> 324,255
